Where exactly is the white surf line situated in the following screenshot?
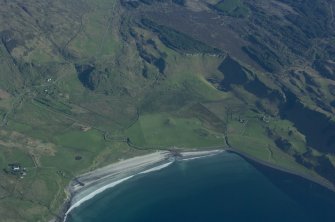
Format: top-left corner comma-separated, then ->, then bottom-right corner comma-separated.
63,176 -> 134,222
139,162 -> 174,174
182,155 -> 211,161
63,150 -> 224,221
181,153 -> 221,161
63,161 -> 174,221
181,150 -> 225,161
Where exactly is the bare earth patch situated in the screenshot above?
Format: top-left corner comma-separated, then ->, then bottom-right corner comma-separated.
0,130 -> 56,167
0,89 -> 10,99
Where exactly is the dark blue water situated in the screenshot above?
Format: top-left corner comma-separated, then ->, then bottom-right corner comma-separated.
67,153 -> 335,222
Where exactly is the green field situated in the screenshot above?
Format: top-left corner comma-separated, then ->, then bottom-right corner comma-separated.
0,0 -> 335,221
126,113 -> 225,149
214,0 -> 250,17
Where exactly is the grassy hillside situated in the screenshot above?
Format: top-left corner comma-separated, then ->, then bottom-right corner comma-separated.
0,0 -> 334,221
213,0 -> 250,18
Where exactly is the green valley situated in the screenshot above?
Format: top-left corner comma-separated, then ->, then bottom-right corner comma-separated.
0,0 -> 334,221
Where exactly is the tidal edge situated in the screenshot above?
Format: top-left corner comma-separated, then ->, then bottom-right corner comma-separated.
52,150 -> 224,222
52,148 -> 335,222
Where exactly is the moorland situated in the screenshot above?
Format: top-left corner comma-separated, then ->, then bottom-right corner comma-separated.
0,0 -> 335,221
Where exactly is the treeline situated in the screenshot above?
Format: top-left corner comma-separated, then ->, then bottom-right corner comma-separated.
141,18 -> 221,54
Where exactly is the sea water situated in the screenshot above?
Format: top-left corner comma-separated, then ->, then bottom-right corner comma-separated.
67,153 -> 335,222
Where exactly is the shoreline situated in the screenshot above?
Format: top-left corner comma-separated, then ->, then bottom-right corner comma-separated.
53,148 -> 335,222
226,148 -> 335,193
53,149 -> 224,222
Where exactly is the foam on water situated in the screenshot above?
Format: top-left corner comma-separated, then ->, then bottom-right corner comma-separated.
182,154 -> 218,161
64,176 -> 134,221
139,162 -> 174,174
64,161 -> 174,221
66,152 -> 335,222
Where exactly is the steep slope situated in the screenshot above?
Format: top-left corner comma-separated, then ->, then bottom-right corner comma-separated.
0,0 -> 334,221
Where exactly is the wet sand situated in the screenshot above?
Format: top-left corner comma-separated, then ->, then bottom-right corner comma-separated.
53,150 -> 224,222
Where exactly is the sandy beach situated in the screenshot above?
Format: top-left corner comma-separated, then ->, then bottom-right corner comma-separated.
60,151 -> 170,222
180,149 -> 224,161
54,147 -> 335,222
54,149 -> 224,222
